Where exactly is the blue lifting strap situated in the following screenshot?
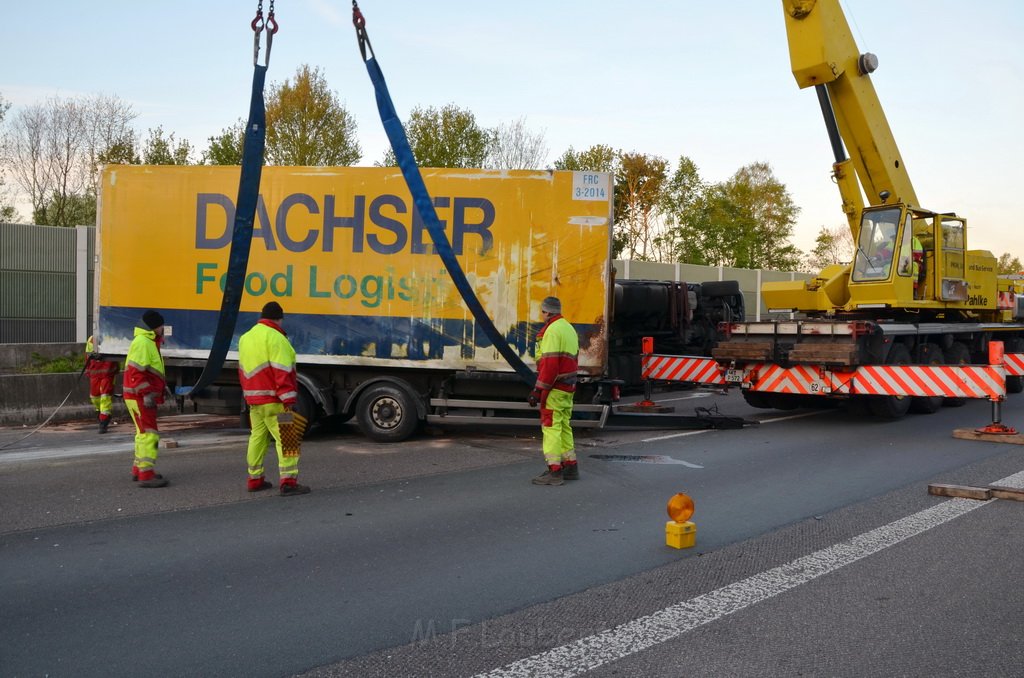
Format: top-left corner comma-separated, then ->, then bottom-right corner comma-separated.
178,64 -> 268,397
353,8 -> 536,386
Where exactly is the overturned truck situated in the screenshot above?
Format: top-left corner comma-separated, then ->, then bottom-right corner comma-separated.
94,165 -> 745,441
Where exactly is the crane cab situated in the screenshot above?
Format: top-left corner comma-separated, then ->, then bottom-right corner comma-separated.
847,204 -> 997,315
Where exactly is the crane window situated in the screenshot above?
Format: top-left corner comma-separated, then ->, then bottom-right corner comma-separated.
853,207 -> 900,282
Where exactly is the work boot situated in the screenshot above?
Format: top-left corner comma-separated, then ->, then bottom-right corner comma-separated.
131,471 -> 163,482
138,475 -> 169,488
248,478 -> 273,492
532,468 -> 564,486
562,463 -> 580,480
98,417 -> 110,434
280,482 -> 311,497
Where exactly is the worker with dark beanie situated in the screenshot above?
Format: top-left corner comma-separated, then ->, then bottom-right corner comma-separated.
123,309 -> 169,487
238,301 -> 311,496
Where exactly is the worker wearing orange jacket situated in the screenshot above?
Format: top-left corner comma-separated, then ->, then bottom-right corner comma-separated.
528,296 -> 580,486
238,301 -> 310,496
123,310 -> 169,488
85,335 -> 119,434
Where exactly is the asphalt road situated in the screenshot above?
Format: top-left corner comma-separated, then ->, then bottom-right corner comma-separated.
2,391 -> 1024,677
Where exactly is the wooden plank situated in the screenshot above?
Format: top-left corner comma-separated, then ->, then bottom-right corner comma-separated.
952,428 -> 1024,445
712,342 -> 772,361
788,344 -> 858,365
988,485 -> 1024,502
927,483 -> 991,500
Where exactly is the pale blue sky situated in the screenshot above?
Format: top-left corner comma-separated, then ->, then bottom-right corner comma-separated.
3,1 -> 1022,259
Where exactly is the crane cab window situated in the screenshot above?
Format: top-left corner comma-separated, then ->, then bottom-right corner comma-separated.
853,207 -> 900,282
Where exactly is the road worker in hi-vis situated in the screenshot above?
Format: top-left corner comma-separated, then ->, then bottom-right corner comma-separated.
238,301 -> 311,496
123,310 -> 169,488
529,296 -> 580,486
85,335 -> 119,434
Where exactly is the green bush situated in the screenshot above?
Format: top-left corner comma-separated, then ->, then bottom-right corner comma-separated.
22,352 -> 87,374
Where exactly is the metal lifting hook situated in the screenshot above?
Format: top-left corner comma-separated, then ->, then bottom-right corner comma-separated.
252,0 -> 278,67
352,1 -> 373,61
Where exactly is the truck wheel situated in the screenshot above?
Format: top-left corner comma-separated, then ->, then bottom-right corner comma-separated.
868,343 -> 912,419
356,384 -> 419,442
909,343 -> 944,414
700,280 -> 741,297
942,342 -> 971,407
1005,339 -> 1024,394
741,390 -> 772,409
294,385 -> 318,426
767,393 -> 801,410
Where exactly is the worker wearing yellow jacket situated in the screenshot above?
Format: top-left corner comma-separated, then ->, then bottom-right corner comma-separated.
529,296 -> 579,486
85,335 -> 119,434
238,302 -> 310,496
123,310 -> 168,488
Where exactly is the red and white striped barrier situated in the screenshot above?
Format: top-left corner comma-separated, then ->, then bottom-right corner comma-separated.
641,354 -> 1018,400
642,355 -> 726,386
1003,352 -> 1024,377
853,365 -> 1005,399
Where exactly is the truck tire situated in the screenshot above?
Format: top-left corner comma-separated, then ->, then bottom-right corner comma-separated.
942,342 -> 971,407
741,390 -> 772,409
909,342 -> 944,414
1006,339 -> 1024,394
700,280 -> 741,297
294,385 -> 318,426
356,383 -> 419,442
868,343 -> 912,419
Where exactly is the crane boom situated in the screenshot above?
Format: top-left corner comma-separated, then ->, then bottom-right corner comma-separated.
783,0 -> 918,233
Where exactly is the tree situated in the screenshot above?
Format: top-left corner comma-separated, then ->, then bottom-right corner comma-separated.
265,64 -> 361,166
0,92 -> 20,221
997,252 -> 1024,276
720,162 -> 802,270
660,155 -> 706,264
7,94 -> 136,226
8,102 -> 51,221
486,117 -> 547,170
380,103 -> 489,168
97,135 -> 141,166
35,190 -> 96,227
81,94 -> 137,193
203,119 -> 245,165
141,126 -> 194,165
805,225 -> 854,271
615,152 -> 669,261
552,144 -> 618,173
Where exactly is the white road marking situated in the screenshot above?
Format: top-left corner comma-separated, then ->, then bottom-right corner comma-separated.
477,470 -> 1024,678
641,430 -> 710,443
759,411 -> 826,424
0,432 -> 245,464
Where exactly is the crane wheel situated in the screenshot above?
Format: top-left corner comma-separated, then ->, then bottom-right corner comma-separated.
942,342 -> 972,407
909,342 -> 944,414
868,343 -> 912,419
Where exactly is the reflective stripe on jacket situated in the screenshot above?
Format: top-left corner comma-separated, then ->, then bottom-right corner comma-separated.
85,335 -> 119,381
123,327 -> 165,403
238,319 -> 298,406
534,315 -> 579,393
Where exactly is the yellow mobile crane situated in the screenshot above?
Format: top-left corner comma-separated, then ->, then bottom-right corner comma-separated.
712,0 -> 1024,417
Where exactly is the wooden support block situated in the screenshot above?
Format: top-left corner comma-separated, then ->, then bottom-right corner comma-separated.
161,438 -> 179,449
988,485 -> 1024,502
927,483 -> 992,500
952,429 -> 1024,445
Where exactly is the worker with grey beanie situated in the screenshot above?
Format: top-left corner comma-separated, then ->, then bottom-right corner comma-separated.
529,295 -> 580,486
